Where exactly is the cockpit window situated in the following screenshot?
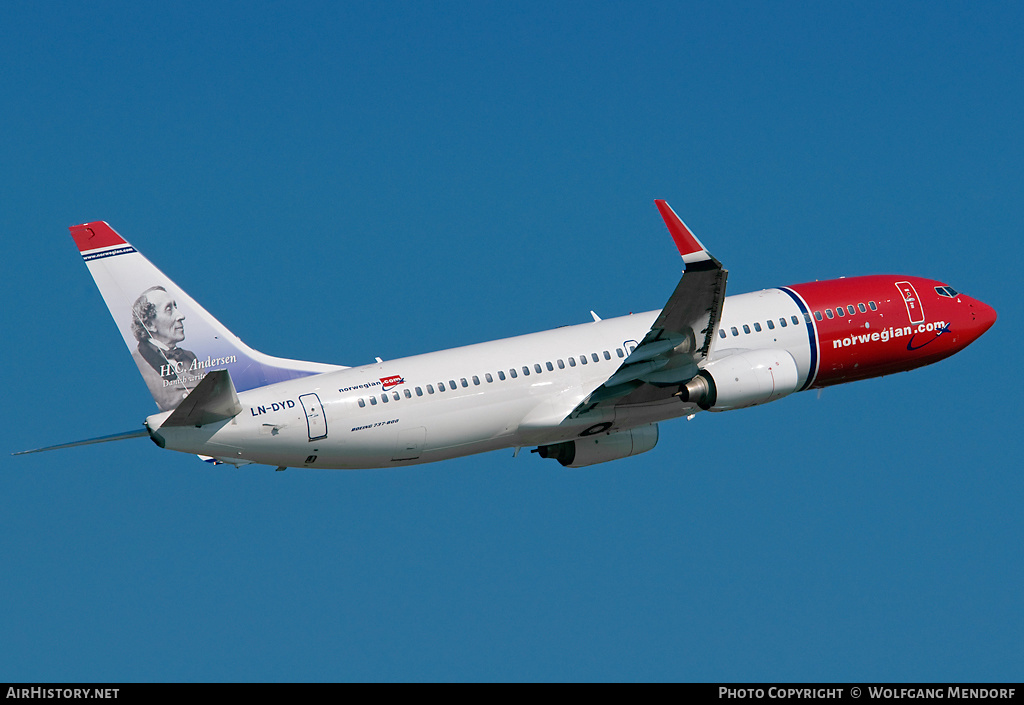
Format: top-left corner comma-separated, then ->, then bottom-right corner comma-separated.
935,286 -> 959,297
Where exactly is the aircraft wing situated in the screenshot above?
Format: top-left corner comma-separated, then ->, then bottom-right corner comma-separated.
569,201 -> 728,418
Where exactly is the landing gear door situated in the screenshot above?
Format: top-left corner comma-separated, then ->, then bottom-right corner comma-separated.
896,281 -> 925,325
299,393 -> 328,441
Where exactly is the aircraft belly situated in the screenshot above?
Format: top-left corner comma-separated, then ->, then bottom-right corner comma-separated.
417,395 -> 526,452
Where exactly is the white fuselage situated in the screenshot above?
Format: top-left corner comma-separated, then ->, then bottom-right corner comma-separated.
58,216 -> 994,470
152,289 -> 811,469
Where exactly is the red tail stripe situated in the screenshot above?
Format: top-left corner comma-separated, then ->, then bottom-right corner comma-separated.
69,221 -> 126,252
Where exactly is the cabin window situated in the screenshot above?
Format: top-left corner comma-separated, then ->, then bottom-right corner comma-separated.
719,329 -> 726,338
858,303 -> 867,313
498,371 -> 506,381
438,382 -> 445,392
427,384 -> 435,394
557,359 -> 565,369
485,373 -> 493,383
404,389 -> 411,398
392,391 -> 400,401
592,353 -> 600,362
546,361 -> 554,371
743,324 -> 751,334
804,312 -> 812,324
792,315 -> 800,325
767,319 -> 775,330
603,350 -> 611,360
869,301 -> 878,311
522,366 -> 530,376
460,378 -> 468,388
731,326 -> 739,336
510,369 -> 518,378
836,308 -> 845,317
534,364 -> 543,374
358,398 -> 366,408
472,375 -> 480,385
754,322 -> 762,332
449,380 -> 457,389
370,396 -> 377,405
580,356 -> 588,365
416,387 -> 423,396
616,348 -> 624,358
381,394 -> 389,403
847,305 -> 856,316
825,309 -> 834,319
568,357 -> 576,367
814,311 -> 823,321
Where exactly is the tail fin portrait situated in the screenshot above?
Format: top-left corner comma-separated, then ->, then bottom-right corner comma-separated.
70,222 -> 342,412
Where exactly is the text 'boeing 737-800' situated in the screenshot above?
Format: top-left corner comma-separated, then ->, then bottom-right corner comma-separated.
17,201 -> 996,469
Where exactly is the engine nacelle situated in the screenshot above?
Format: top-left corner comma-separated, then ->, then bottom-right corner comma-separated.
679,350 -> 800,411
534,423 -> 659,468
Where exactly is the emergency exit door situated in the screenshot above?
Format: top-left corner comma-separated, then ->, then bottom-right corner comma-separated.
299,393 -> 328,441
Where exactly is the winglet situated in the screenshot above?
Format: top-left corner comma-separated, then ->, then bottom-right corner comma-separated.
161,369 -> 242,427
654,200 -> 718,267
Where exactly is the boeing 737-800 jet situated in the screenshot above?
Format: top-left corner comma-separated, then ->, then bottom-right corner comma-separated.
19,201 -> 996,469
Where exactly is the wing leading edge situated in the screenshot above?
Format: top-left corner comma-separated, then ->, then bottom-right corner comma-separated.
569,201 -> 728,417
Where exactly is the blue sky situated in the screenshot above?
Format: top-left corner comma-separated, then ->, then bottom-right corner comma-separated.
2,1 -> 1021,682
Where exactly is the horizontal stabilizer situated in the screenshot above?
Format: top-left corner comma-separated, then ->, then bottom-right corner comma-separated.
13,428 -> 149,456
161,370 -> 242,427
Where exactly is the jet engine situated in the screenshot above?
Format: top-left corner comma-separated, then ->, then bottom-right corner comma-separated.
534,423 -> 659,468
678,350 -> 800,411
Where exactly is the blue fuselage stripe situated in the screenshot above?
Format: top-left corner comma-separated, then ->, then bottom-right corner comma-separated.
778,287 -> 819,391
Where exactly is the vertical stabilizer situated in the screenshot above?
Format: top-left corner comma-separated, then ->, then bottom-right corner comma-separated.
70,221 -> 343,412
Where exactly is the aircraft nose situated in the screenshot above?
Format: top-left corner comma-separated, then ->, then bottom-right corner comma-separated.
967,297 -> 997,337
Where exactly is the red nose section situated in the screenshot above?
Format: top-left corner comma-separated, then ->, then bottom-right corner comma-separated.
969,298 -> 997,337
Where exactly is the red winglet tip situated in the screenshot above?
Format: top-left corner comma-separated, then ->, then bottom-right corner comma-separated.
69,221 -> 126,252
654,200 -> 702,257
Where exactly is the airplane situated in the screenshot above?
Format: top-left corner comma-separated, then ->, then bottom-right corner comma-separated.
17,201 -> 996,469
